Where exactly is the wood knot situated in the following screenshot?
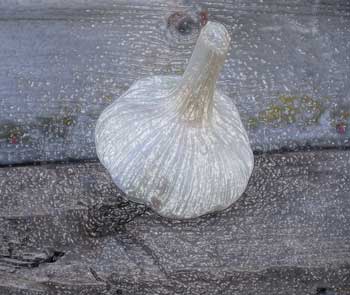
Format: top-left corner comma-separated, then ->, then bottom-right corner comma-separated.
166,9 -> 208,43
168,12 -> 197,36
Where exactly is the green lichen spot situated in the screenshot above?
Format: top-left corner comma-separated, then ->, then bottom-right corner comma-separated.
259,105 -> 282,123
299,95 -> 323,124
247,117 -> 259,129
279,95 -> 298,105
0,123 -> 21,139
37,114 -> 76,140
247,95 -> 325,129
63,117 -> 74,126
339,110 -> 350,120
330,106 -> 350,127
0,124 -> 31,144
175,68 -> 185,75
103,94 -> 113,102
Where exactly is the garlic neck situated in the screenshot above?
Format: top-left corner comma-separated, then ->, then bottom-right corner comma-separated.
175,22 -> 231,126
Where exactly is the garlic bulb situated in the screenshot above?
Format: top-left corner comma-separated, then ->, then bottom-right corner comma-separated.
95,21 -> 254,219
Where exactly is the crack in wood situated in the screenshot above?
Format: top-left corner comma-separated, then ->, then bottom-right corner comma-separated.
0,249 -> 65,270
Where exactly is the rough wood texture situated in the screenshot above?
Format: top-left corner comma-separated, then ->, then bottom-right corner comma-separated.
1,149 -> 350,294
0,0 -> 349,164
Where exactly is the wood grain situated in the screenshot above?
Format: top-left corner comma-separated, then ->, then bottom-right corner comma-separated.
0,0 -> 349,164
1,149 -> 350,294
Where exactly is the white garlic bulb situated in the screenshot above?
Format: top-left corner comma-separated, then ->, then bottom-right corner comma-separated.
95,21 -> 254,219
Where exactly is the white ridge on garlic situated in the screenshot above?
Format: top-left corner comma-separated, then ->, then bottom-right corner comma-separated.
95,21 -> 254,219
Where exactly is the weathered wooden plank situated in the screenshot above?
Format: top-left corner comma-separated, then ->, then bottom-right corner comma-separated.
0,0 -> 349,18
1,149 -> 350,294
0,0 -> 349,164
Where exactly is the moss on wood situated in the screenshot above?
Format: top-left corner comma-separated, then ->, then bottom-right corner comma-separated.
248,95 -> 326,129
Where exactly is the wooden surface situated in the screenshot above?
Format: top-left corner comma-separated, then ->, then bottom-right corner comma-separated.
1,149 -> 350,294
1,1 -> 350,293
0,0 -> 350,164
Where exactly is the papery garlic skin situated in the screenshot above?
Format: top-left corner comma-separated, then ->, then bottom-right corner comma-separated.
95,22 -> 254,219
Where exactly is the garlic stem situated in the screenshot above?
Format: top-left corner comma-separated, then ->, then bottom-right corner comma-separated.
176,21 -> 231,126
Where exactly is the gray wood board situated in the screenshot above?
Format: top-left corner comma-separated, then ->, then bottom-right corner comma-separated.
1,149 -> 350,294
0,0 -> 349,164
